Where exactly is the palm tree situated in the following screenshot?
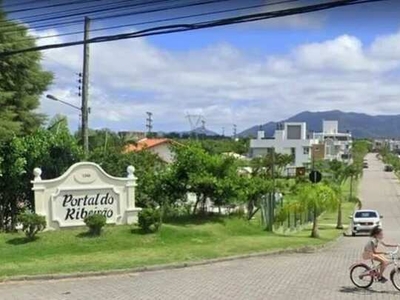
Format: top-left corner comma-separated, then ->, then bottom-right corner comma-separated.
322,160 -> 346,229
296,183 -> 338,238
250,152 -> 293,178
47,114 -> 69,134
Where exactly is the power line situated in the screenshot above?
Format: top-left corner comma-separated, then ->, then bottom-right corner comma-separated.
0,0 -> 181,28
0,0 -> 49,9
0,0 -> 388,58
0,0 -> 182,29
1,0 -> 133,24
15,0 -> 299,42
3,0 -> 104,14
1,0 -> 231,35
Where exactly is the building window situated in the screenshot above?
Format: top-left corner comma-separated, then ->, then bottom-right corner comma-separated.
291,147 -> 296,164
287,125 -> 302,140
303,147 -> 310,155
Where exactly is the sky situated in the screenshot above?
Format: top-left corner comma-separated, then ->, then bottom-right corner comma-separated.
3,0 -> 400,135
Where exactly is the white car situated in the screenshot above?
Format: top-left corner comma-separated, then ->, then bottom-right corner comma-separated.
350,210 -> 382,236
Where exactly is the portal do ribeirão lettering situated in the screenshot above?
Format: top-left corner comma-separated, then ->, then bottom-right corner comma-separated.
32,162 -> 141,230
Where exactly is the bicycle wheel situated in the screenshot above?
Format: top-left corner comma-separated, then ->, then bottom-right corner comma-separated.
350,264 -> 374,288
390,268 -> 400,291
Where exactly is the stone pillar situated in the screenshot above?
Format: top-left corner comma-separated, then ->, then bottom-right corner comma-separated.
125,165 -> 141,224
32,168 -> 51,229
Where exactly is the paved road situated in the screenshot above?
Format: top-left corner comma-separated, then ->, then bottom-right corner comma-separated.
2,154 -> 400,299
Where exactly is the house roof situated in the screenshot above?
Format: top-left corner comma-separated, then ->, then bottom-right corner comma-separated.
125,138 -> 173,152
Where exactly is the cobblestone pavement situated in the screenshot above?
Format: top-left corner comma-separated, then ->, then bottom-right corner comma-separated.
2,154 -> 400,300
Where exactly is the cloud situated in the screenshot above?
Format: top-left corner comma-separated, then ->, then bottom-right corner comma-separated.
370,31 -> 400,60
35,27 -> 400,134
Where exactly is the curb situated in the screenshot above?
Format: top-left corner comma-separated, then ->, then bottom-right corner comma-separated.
0,233 -> 344,284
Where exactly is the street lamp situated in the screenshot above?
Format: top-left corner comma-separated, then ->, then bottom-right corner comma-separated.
46,94 -> 81,111
46,94 -> 90,156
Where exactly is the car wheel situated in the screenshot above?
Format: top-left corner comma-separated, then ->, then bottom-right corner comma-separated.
352,232 -> 356,236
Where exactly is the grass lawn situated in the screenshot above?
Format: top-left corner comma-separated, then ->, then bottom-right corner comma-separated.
0,202 -> 354,279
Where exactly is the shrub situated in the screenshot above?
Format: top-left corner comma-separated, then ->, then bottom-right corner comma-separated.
84,214 -> 107,236
162,203 -> 192,221
138,208 -> 162,233
18,212 -> 46,241
233,206 -> 246,219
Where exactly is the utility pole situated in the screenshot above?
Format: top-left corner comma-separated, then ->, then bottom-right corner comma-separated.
81,16 -> 91,157
146,112 -> 153,136
200,120 -> 206,137
233,124 -> 237,139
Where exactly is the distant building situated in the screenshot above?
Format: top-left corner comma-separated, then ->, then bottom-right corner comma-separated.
249,120 -> 352,174
313,120 -> 352,162
250,122 -> 319,169
124,138 -> 178,163
373,139 -> 400,153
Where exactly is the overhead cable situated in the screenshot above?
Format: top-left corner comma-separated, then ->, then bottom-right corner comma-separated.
0,0 -> 388,58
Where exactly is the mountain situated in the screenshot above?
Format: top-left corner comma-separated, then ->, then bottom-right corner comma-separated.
189,127 -> 219,136
166,127 -> 219,137
239,110 -> 400,138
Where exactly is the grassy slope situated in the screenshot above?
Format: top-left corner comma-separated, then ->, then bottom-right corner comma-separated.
0,202 -> 354,279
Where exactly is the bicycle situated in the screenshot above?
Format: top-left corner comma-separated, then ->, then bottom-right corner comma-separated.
350,246 -> 400,290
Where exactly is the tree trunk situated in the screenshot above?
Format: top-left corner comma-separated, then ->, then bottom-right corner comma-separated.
349,175 -> 353,200
311,207 -> 320,238
248,207 -> 260,220
192,195 -> 201,215
10,201 -> 17,232
336,200 -> 343,229
0,207 -> 4,232
247,199 -> 254,220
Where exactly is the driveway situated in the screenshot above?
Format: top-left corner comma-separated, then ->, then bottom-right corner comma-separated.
1,153 -> 400,299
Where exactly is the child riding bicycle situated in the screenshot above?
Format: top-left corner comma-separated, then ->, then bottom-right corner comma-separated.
362,226 -> 399,283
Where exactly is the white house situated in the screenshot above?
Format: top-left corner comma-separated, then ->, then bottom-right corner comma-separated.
249,120 -> 352,174
313,120 -> 352,162
373,139 -> 400,153
250,122 -> 319,170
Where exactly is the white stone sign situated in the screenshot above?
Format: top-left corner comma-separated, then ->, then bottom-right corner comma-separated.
32,162 -> 141,230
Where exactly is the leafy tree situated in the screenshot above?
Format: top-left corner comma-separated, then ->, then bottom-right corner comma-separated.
295,183 -> 338,238
238,176 -> 273,220
0,129 -> 82,231
170,143 -> 242,215
89,149 -> 165,208
0,9 -> 53,141
195,139 -> 250,155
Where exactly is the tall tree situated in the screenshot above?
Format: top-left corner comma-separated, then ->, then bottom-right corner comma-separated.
0,129 -> 82,231
326,160 -> 346,229
296,183 -> 337,238
0,9 -> 53,140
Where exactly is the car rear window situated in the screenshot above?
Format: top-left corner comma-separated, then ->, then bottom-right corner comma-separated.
355,211 -> 377,218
